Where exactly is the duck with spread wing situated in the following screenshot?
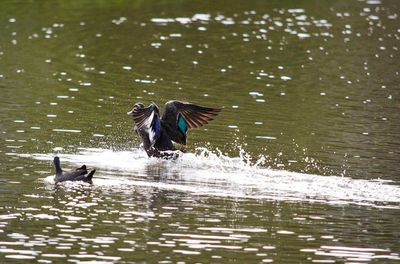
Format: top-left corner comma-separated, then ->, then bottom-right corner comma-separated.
127,100 -> 221,158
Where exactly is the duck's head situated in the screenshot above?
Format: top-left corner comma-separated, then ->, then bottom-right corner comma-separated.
53,156 -> 62,175
127,102 -> 145,116
53,156 -> 60,166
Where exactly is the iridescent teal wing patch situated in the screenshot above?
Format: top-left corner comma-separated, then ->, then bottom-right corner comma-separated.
177,113 -> 188,136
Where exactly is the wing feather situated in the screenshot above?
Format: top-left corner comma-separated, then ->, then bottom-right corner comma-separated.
162,100 -> 221,144
131,105 -> 155,129
172,101 -> 220,129
129,103 -> 161,146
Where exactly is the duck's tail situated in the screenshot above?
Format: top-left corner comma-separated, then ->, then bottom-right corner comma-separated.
53,156 -> 63,176
83,169 -> 96,183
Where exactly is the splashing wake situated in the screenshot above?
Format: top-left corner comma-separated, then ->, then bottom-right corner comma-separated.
23,147 -> 400,208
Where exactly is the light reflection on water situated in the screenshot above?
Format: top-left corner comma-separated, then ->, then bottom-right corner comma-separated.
15,147 -> 400,208
2,147 -> 400,262
1,0 -> 400,262
1,172 -> 399,263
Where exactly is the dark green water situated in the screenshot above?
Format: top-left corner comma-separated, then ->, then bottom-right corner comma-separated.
1,0 -> 400,263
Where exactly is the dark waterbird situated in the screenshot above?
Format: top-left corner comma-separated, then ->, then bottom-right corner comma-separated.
53,156 -> 96,183
127,100 -> 221,158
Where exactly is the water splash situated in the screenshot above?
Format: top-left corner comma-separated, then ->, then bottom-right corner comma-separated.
19,147 -> 400,208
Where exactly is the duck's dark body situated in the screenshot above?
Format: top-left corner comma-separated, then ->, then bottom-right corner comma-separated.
127,100 -> 220,158
53,157 -> 95,183
136,123 -> 176,158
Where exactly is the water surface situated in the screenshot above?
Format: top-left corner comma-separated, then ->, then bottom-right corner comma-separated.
1,0 -> 400,263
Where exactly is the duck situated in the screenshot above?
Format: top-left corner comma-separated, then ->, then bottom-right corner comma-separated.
53,156 -> 96,183
127,100 -> 221,158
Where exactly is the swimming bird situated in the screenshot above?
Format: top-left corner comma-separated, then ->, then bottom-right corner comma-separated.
53,156 -> 96,183
127,100 -> 221,158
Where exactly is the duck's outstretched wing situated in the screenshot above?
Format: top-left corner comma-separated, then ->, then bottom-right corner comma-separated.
127,103 -> 161,147
162,100 -> 221,145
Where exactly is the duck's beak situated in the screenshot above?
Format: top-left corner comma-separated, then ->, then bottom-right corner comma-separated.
127,110 -> 134,116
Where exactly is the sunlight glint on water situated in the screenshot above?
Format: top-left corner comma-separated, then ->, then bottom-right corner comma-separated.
18,147 -> 400,208
1,0 -> 400,262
